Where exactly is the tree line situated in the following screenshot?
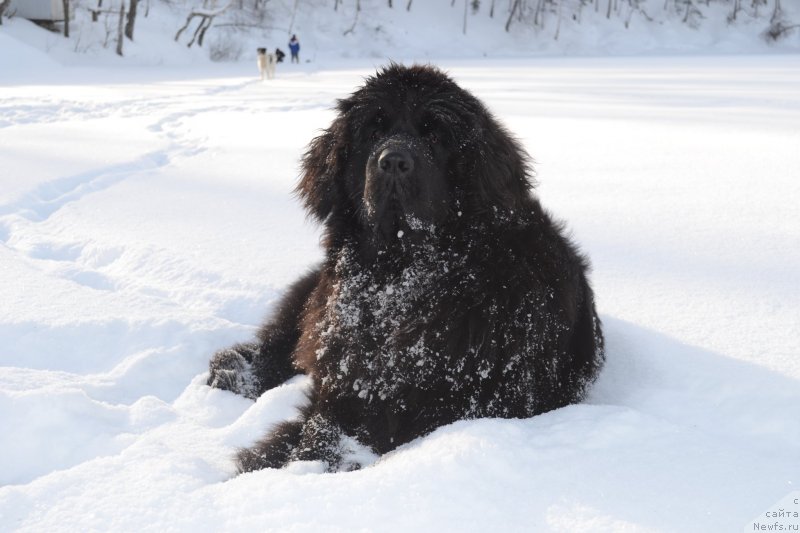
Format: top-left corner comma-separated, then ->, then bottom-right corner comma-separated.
0,0 -> 795,57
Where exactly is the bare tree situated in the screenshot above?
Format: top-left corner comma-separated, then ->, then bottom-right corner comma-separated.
91,0 -> 103,22
288,0 -> 298,33
534,0 -> 544,26
63,0 -> 70,37
752,0 -> 767,18
765,18 -> 799,40
624,0 -> 651,28
125,0 -> 140,40
554,0 -> 563,38
771,0 -> 782,23
682,0 -> 701,25
0,0 -> 12,25
505,0 -> 520,30
116,3 -> 125,55
728,0 -> 741,21
344,0 -> 361,35
175,1 -> 232,48
102,9 -> 115,47
765,0 -> 798,40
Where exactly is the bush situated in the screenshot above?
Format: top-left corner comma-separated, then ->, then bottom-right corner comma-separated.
209,34 -> 242,62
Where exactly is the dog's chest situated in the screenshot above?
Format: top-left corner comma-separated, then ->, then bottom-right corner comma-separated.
314,246 -> 464,400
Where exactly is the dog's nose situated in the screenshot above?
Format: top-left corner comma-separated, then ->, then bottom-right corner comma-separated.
378,149 -> 414,176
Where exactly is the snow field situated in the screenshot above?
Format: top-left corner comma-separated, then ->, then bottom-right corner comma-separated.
1,50 -> 799,531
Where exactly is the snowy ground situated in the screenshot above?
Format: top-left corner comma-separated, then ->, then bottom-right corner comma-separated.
1,52 -> 799,532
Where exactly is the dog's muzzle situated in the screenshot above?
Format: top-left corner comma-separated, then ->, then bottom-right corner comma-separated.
363,134 -> 446,241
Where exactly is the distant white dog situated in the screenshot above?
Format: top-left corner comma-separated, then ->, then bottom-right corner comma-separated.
257,48 -> 276,80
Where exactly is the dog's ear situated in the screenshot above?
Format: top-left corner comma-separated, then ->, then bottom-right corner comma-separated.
467,113 -> 534,213
295,120 -> 347,222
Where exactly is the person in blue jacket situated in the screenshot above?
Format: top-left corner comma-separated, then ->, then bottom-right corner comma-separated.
288,34 -> 300,63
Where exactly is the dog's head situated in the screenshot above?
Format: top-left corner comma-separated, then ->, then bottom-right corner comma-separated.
296,64 -> 533,243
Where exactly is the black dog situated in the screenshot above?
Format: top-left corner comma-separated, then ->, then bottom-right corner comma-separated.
208,64 -> 604,473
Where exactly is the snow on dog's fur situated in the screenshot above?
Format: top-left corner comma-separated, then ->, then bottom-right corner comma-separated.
208,64 -> 605,473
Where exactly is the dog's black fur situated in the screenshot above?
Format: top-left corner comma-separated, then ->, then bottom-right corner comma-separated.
208,64 -> 604,473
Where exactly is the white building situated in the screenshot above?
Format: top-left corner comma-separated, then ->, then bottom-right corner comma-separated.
8,0 -> 66,21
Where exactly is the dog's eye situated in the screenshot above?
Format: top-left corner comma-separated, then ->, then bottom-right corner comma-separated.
371,130 -> 382,141
422,120 -> 439,144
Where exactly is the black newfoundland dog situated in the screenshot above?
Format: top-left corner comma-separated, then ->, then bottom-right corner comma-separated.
208,64 -> 604,473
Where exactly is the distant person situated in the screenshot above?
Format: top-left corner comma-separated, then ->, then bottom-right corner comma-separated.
288,34 -> 300,64
275,48 -> 286,63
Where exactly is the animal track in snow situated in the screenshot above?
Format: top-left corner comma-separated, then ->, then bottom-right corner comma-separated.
0,151 -> 169,223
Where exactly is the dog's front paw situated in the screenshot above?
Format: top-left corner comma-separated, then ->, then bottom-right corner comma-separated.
336,435 -> 379,472
207,344 -> 259,399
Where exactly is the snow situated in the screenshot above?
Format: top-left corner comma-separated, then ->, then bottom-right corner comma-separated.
2,3 -> 800,532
